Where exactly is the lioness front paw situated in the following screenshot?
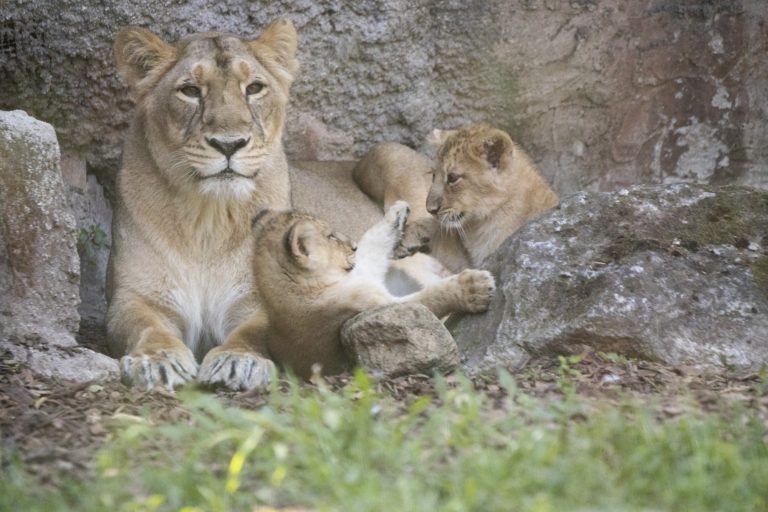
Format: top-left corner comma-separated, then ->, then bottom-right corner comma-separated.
120,345 -> 199,391
457,269 -> 496,313
198,348 -> 276,392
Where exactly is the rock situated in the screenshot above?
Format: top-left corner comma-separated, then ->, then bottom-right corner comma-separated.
450,184 -> 768,373
68,174 -> 113,351
0,109 -> 118,382
341,303 -> 459,378
1,1 -> 766,193
0,109 -> 80,339
0,340 -> 118,383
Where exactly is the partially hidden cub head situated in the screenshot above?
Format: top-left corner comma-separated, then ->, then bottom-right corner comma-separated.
426,123 -> 536,228
251,210 -> 357,291
114,19 -> 298,199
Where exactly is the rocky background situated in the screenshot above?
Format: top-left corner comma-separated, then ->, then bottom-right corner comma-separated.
2,0 -> 766,192
1,0 -> 766,379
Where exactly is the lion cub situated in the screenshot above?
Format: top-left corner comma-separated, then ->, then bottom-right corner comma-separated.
354,124 -> 559,272
235,202 -> 494,381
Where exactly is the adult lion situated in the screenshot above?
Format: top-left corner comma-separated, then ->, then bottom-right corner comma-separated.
108,20 -> 304,390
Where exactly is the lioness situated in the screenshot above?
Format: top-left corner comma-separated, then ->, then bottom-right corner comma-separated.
354,124 -> 560,271
209,202 -> 494,381
108,20 -> 299,390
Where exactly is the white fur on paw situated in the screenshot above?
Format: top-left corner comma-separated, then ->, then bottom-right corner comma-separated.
457,269 -> 496,313
198,350 -> 276,392
120,348 -> 198,392
385,201 -> 410,233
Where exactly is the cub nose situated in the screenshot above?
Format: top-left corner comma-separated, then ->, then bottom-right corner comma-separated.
426,197 -> 442,215
206,136 -> 250,158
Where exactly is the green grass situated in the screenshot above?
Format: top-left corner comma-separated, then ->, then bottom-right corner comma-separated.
2,370 -> 767,512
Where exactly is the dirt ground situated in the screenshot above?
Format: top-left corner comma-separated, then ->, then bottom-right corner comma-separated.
2,348 -> 767,487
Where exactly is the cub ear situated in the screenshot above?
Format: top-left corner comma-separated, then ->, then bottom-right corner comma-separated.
285,220 -> 318,268
250,19 -> 299,84
426,128 -> 457,148
476,130 -> 513,170
114,26 -> 177,90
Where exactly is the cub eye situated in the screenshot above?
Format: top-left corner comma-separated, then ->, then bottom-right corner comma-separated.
246,82 -> 265,95
446,173 -> 461,185
179,85 -> 201,98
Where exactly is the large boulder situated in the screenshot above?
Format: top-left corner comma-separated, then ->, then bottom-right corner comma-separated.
0,110 -> 117,382
450,184 -> 768,373
342,303 -> 459,378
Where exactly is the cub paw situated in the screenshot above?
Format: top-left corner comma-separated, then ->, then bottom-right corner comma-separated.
385,201 -> 410,234
457,269 -> 496,313
198,348 -> 276,392
395,217 -> 435,259
120,345 -> 198,391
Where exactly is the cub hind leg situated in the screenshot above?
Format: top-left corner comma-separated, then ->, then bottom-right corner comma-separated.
351,200 -> 409,283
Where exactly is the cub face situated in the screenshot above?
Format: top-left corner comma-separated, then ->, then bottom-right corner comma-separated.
253,211 -> 357,281
426,125 -> 516,228
114,20 -> 298,199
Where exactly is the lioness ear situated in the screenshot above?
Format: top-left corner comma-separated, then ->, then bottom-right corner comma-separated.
250,19 -> 299,84
285,220 -> 317,268
114,26 -> 177,89
477,130 -> 513,170
426,129 -> 457,148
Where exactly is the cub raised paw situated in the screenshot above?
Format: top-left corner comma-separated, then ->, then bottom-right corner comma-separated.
198,346 -> 276,392
456,269 -> 496,313
384,200 -> 410,237
120,343 -> 199,392
395,216 -> 435,259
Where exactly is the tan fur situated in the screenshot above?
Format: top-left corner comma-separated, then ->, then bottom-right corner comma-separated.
248,205 -> 495,379
108,20 -> 298,390
354,124 -> 559,271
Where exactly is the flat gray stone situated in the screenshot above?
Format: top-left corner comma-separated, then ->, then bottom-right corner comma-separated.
342,303 -> 459,378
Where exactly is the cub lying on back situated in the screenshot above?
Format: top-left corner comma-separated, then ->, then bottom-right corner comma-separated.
200,202 -> 495,386
354,124 -> 559,272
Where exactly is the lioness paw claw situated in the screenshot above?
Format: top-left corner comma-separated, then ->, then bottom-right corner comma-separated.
198,350 -> 276,392
120,348 -> 198,392
458,269 -> 496,313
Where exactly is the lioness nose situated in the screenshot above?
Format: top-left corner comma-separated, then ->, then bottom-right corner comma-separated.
206,136 -> 250,158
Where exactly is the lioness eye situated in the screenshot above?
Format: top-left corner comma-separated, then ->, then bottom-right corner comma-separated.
246,82 -> 265,95
447,173 -> 461,185
179,85 -> 201,98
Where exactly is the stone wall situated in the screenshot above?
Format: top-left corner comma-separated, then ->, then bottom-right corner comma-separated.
1,0 -> 766,194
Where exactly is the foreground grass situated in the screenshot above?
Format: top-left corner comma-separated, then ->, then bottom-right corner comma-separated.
2,371 -> 767,512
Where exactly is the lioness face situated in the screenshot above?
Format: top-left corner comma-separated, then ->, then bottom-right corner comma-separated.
115,20 -> 298,199
426,126 -> 515,228
254,211 -> 356,279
